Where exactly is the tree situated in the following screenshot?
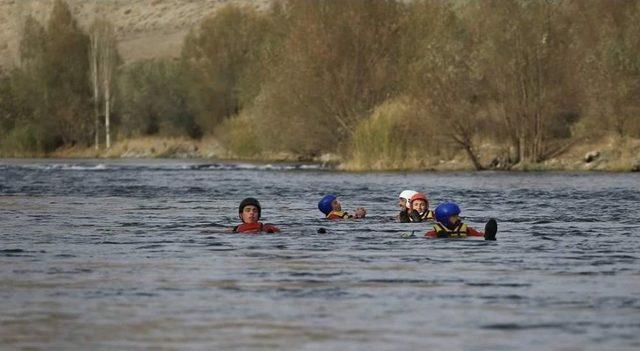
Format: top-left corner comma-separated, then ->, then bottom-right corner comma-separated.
90,20 -> 100,149
400,1 -> 486,170
470,0 -> 578,164
182,5 -> 270,133
11,14 -> 57,151
0,70 -> 15,133
45,0 -> 92,146
89,14 -> 120,149
253,0 -> 404,155
117,59 -> 199,138
572,0 -> 640,138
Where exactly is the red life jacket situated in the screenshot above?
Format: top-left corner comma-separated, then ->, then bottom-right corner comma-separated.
326,210 -> 352,220
233,222 -> 280,233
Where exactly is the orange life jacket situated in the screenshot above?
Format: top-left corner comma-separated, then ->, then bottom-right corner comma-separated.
326,210 -> 351,220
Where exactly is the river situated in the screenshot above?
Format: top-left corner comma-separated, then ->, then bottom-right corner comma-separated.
1,159 -> 639,350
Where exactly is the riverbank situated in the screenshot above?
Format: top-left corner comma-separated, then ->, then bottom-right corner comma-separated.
340,135 -> 640,172
2,135 -> 639,172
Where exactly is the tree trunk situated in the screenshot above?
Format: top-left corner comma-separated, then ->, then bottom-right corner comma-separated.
463,144 -> 485,171
451,128 -> 485,171
90,30 -> 100,150
104,78 -> 111,149
518,134 -> 525,164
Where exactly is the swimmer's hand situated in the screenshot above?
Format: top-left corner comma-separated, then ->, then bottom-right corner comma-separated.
409,209 -> 422,222
354,207 -> 367,219
400,232 -> 416,239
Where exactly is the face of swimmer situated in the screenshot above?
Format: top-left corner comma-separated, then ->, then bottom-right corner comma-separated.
412,199 -> 428,214
241,205 -> 260,224
448,214 -> 460,226
331,199 -> 342,212
398,197 -> 407,210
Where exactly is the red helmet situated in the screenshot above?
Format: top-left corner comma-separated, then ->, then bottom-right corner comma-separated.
410,192 -> 428,205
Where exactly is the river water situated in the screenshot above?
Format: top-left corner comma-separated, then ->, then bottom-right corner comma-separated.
1,159 -> 639,350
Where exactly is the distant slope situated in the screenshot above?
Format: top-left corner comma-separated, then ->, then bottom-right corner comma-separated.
0,0 -> 270,69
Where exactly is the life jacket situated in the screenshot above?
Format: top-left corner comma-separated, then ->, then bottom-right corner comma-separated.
410,210 -> 434,222
326,210 -> 351,220
233,222 -> 280,233
431,221 -> 469,238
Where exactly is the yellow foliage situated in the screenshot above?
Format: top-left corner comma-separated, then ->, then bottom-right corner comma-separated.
215,113 -> 262,158
345,98 -> 438,171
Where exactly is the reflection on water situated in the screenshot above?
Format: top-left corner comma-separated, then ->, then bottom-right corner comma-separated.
1,160 -> 639,350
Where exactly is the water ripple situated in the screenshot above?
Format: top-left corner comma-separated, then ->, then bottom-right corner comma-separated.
1,161 -> 639,350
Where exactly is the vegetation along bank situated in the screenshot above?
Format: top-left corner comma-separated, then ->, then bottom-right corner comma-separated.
1,0 -> 639,171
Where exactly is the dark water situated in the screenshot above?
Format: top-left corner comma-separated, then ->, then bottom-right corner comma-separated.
1,159 -> 639,350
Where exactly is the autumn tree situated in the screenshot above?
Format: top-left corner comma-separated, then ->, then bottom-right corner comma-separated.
89,14 -> 120,149
182,5 -> 271,133
45,0 -> 92,146
253,0 -> 404,155
469,0 -> 580,165
399,1 -> 487,169
571,0 -> 640,138
0,70 -> 16,135
117,59 -> 198,138
9,15 -> 57,151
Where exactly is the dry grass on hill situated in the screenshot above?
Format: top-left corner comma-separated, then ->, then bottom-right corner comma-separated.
0,0 -> 270,68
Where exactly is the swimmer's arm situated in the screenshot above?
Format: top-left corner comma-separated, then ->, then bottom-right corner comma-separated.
466,226 -> 484,237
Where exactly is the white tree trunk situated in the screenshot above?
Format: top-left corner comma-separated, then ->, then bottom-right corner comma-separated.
105,79 -> 111,149
90,27 -> 100,150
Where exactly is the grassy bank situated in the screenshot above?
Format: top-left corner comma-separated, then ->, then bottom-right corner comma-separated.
2,135 -> 638,172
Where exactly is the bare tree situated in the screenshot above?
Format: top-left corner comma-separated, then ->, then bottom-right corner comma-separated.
101,26 -> 116,149
469,0 -> 575,165
89,15 -> 100,149
89,10 -> 119,149
400,1 -> 487,170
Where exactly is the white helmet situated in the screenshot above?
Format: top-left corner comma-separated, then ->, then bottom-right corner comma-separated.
398,190 -> 418,209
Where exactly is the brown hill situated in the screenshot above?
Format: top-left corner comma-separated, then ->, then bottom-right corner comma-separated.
0,0 -> 270,69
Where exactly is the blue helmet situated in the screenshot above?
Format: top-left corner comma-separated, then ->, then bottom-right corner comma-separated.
435,202 -> 461,227
318,194 -> 337,215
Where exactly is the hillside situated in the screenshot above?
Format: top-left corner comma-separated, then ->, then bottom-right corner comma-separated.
0,0 -> 270,69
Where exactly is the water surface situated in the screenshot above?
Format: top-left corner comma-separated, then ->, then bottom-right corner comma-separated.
1,159 -> 639,350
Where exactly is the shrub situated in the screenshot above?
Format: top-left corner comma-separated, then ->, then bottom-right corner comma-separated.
346,98 -> 439,170
215,113 -> 262,158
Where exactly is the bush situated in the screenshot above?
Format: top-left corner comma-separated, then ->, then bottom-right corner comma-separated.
346,98 -> 440,170
215,113 -> 262,158
0,125 -> 37,155
117,59 -> 200,138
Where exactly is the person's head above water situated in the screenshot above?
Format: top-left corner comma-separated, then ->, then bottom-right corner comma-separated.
398,190 -> 418,210
318,194 -> 340,215
434,202 -> 461,229
410,192 -> 429,213
239,197 -> 261,223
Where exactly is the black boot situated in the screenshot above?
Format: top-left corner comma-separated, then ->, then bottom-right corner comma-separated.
484,218 -> 497,241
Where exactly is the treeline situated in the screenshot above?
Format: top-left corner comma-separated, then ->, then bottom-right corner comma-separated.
1,0 -> 639,169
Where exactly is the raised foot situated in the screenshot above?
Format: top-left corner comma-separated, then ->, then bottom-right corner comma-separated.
484,218 -> 498,241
